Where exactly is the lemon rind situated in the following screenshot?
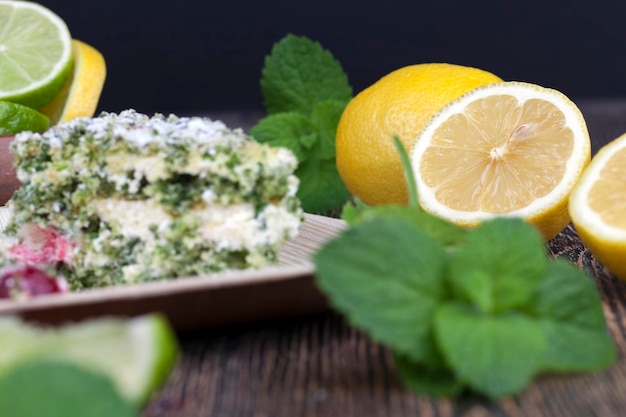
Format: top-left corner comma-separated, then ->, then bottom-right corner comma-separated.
569,132 -> 626,242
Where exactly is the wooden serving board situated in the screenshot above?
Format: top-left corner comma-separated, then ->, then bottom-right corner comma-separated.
0,212 -> 346,330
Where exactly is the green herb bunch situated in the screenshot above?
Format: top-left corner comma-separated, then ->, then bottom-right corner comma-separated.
314,137 -> 616,400
250,34 -> 352,214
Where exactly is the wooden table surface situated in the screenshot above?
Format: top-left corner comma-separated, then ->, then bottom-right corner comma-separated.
142,101 -> 626,417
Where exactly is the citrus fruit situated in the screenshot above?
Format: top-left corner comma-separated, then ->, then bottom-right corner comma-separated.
336,63 -> 502,206
0,313 -> 179,405
0,100 -> 49,134
569,133 -> 626,280
41,39 -> 107,125
0,1 -> 73,109
411,81 -> 591,241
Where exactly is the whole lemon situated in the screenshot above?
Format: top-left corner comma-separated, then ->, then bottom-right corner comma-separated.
336,63 -> 503,206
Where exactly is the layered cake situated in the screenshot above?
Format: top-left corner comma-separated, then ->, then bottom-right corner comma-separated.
0,110 -> 303,290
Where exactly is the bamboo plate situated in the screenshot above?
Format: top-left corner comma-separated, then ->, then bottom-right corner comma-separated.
0,211 -> 346,331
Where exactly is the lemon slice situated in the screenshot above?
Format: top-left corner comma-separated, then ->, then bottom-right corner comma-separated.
411,81 -> 591,241
569,133 -> 626,280
0,1 -> 73,109
0,100 -> 49,134
0,314 -> 179,405
41,39 -> 107,125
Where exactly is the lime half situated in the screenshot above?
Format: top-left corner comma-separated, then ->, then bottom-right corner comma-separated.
0,1 -> 73,109
0,314 -> 179,405
0,100 -> 49,134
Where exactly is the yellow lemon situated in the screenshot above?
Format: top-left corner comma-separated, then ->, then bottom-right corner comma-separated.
336,63 -> 502,206
411,81 -> 591,241
41,39 -> 106,125
569,133 -> 626,280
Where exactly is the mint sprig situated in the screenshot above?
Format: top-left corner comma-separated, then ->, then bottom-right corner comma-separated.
251,34 -> 352,213
314,137 -> 616,400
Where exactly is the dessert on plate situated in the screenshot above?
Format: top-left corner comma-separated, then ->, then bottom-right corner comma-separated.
0,110 -> 303,291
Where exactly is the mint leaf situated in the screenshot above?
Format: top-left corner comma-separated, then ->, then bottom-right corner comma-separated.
534,259 -> 616,372
341,203 -> 467,248
448,218 -> 547,313
394,352 -> 464,398
260,34 -> 352,115
0,360 -> 136,417
314,217 -> 447,360
340,197 -> 370,225
311,100 -> 348,160
434,302 -> 545,399
292,99 -> 352,212
296,157 -> 351,213
249,112 -> 315,161
250,105 -> 351,213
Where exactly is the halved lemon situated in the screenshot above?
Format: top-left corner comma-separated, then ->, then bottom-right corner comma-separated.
411,81 -> 591,241
569,133 -> 626,280
336,63 -> 502,206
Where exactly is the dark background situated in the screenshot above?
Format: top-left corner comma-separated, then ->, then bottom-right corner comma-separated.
39,0 -> 626,116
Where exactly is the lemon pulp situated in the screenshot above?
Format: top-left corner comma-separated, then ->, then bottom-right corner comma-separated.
587,146 -> 626,229
421,95 -> 575,213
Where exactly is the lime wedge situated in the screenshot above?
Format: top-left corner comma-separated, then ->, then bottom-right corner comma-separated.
0,314 -> 179,405
0,1 -> 73,109
0,100 -> 49,134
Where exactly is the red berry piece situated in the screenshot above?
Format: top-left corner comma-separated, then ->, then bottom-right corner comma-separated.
0,265 -> 68,299
9,224 -> 74,265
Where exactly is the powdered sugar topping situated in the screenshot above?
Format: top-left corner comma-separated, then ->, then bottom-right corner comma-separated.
14,109 -> 250,151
